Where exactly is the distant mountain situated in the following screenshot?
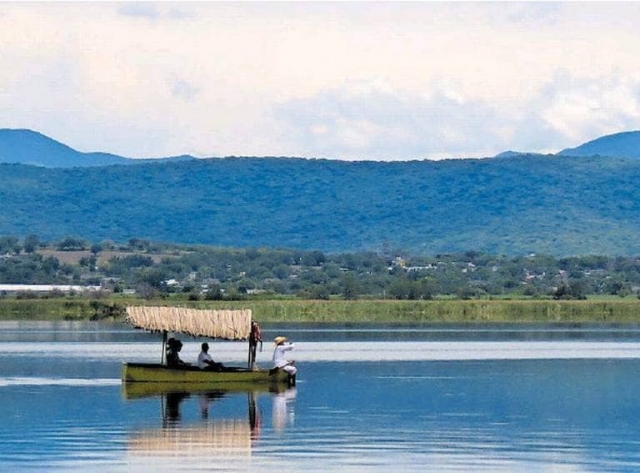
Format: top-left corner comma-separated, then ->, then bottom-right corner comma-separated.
493,150 -> 523,158
1,154 -> 640,256
3,128 -> 640,256
492,130 -> 640,160
493,151 -> 549,159
0,129 -> 194,167
6,127 -> 640,168
558,130 -> 640,159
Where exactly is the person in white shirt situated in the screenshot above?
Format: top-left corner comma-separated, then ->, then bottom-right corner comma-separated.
198,342 -> 224,371
272,336 -> 297,381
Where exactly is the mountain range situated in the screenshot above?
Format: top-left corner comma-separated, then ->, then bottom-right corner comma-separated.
1,128 -> 640,257
4,128 -> 640,168
0,129 -> 193,167
558,131 -> 640,159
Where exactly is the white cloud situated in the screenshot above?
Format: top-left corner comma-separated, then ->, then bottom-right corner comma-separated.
530,72 -> 640,150
172,80 -> 200,101
271,71 -> 640,160
271,81 -> 512,160
117,3 -> 161,20
0,2 -> 640,159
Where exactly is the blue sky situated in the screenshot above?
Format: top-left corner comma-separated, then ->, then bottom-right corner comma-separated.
1,2 -> 640,161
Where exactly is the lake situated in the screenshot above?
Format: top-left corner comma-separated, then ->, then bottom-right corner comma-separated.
1,321 -> 640,471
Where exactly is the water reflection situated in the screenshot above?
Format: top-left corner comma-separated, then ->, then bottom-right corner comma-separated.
198,391 -> 227,421
272,387 -> 297,432
163,391 -> 190,426
124,385 -> 295,458
4,322 -> 640,471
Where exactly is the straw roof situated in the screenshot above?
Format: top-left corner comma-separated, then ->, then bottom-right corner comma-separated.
125,306 -> 251,340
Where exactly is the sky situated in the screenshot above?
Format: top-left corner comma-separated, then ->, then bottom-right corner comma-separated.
1,1 -> 640,161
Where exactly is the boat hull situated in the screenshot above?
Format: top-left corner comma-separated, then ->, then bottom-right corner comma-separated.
122,379 -> 291,399
121,362 -> 291,385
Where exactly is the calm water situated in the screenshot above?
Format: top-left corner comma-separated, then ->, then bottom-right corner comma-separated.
1,321 -> 640,471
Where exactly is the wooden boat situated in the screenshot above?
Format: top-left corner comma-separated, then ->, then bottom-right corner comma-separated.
122,306 -> 294,387
122,376 -> 290,400
122,362 -> 289,387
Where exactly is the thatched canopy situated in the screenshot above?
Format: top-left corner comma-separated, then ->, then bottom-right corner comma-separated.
125,306 -> 252,340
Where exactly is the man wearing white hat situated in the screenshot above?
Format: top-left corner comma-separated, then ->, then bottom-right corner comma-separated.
272,336 -> 297,381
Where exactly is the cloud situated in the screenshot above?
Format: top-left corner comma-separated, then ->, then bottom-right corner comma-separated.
117,3 -> 160,20
495,71 -> 640,154
272,71 -> 640,160
500,2 -> 562,25
2,2 -> 640,160
272,81 -> 516,160
536,72 -> 640,144
117,3 -> 194,21
172,79 -> 200,101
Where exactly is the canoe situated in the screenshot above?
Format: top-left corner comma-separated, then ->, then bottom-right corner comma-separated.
122,362 -> 290,385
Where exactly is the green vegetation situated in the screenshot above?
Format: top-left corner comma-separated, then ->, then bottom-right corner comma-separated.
1,297 -> 639,324
3,236 -> 640,301
142,299 -> 640,324
2,154 -> 640,256
0,298 -> 125,321
4,132 -> 640,323
2,236 -> 640,323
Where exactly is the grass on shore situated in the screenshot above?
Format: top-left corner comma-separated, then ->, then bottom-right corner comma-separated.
1,296 -> 640,324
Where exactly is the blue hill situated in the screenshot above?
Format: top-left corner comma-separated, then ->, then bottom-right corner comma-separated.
6,128 -> 640,167
0,129 -> 194,167
558,130 -> 640,159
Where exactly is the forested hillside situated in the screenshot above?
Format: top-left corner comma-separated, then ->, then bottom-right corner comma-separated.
1,153 -> 640,256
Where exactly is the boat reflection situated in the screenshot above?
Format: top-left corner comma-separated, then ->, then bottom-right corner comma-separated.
125,384 -> 295,457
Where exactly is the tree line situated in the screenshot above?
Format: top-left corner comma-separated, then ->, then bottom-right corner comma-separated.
1,235 -> 640,301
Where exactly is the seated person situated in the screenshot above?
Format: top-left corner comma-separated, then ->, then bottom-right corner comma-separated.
198,342 -> 224,371
272,336 -> 297,377
166,338 -> 188,368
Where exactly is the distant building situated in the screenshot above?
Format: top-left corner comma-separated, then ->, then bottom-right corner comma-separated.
0,284 -> 102,293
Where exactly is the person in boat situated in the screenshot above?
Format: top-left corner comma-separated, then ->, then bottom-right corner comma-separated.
166,337 -> 188,368
197,342 -> 225,371
249,321 -> 263,370
272,336 -> 297,378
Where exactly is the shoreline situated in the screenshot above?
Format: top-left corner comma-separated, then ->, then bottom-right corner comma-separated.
1,298 -> 640,324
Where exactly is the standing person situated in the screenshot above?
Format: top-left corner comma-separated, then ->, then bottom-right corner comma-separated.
272,336 -> 297,384
198,342 -> 224,371
249,321 -> 263,370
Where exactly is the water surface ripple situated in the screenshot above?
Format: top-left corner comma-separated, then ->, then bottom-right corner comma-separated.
1,322 -> 640,471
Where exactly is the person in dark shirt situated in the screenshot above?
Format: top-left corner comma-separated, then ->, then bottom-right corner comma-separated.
249,321 -> 263,370
166,337 -> 188,367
